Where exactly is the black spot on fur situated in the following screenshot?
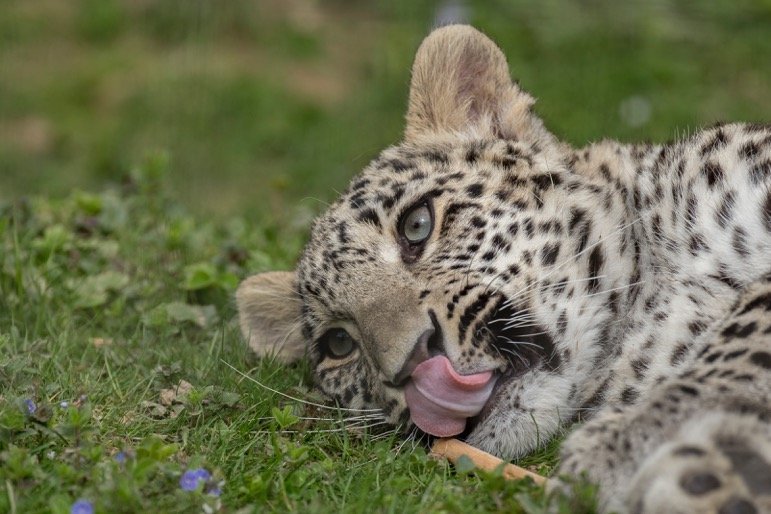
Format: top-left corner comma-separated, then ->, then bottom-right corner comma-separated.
739,141 -> 760,160
631,358 -> 649,380
732,227 -> 750,257
718,497 -> 758,514
671,343 -> 690,366
440,202 -> 481,236
458,293 -> 492,344
350,178 -> 370,191
569,208 -> 586,232
607,290 -> 620,314
357,208 -> 380,228
541,243 -> 560,266
336,222 -> 350,244
723,348 -> 749,361
739,292 -> 771,315
685,194 -> 698,228
673,446 -> 706,457
620,386 -> 639,404
749,159 -> 770,184
700,129 -> 728,155
382,158 -> 412,172
723,321 -> 758,339
688,321 -> 706,336
749,351 -> 771,370
717,437 -> 771,495
579,376 -> 610,413
713,268 -> 743,289
587,245 -> 603,292
690,232 -> 709,255
576,221 -> 591,255
422,150 -> 449,164
744,122 -> 771,133
507,222 -> 519,237
764,190 -> 771,231
680,471 -> 721,495
491,234 -> 510,252
679,384 -> 699,396
704,161 -> 724,187
471,216 -> 486,228
466,183 -> 484,198
531,174 -> 559,190
716,190 -> 736,228
599,163 -> 611,181
522,219 -> 535,238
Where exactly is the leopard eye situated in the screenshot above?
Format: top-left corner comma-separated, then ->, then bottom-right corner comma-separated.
318,328 -> 356,359
401,203 -> 432,244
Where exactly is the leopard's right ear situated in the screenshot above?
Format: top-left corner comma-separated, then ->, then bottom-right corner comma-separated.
405,25 -> 556,148
235,271 -> 306,363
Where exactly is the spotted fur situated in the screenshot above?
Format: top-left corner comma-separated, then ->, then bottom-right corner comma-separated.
237,25 -> 771,513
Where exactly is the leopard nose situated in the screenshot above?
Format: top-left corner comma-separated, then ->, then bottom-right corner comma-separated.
385,311 -> 443,387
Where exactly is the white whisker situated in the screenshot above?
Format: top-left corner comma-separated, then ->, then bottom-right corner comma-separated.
221,360 -> 383,413
258,419 -> 391,435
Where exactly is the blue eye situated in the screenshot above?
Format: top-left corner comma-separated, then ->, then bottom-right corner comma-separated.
401,204 -> 432,243
319,328 -> 356,359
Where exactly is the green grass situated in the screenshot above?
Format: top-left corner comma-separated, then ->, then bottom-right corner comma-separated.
1,0 -> 770,512
0,162 -> 597,513
1,1 -> 769,219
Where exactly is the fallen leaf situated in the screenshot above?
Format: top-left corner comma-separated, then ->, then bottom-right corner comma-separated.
169,404 -> 185,419
159,379 -> 194,406
140,401 -> 167,418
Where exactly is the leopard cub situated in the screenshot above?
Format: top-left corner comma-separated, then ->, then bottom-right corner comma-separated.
237,25 -> 771,513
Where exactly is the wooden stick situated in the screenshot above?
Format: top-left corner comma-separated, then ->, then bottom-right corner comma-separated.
430,438 -> 548,486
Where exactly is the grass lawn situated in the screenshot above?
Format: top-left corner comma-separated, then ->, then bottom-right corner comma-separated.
1,1 -> 770,513
0,161 -> 594,513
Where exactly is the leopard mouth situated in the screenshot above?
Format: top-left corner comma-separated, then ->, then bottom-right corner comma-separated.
403,355 -> 499,437
403,298 -> 554,438
462,298 -> 556,434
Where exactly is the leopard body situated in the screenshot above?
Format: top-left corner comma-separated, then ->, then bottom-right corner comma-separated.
237,25 -> 771,513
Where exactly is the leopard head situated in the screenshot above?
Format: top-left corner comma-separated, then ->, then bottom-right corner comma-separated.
237,25 -> 635,457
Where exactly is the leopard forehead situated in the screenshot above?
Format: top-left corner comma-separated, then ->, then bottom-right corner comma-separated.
296,136 -> 567,325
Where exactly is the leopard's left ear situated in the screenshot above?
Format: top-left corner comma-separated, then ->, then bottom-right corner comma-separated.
405,25 -> 555,146
235,271 -> 306,363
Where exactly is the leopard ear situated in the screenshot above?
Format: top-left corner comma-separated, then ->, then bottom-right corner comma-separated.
235,271 -> 306,363
405,24 -> 554,146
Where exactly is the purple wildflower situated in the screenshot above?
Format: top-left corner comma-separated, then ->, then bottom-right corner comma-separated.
23,399 -> 36,415
179,468 -> 211,491
71,499 -> 94,514
114,451 -> 127,464
206,484 -> 222,497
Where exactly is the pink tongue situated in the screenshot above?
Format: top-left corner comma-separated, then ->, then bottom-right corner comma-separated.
404,355 -> 496,437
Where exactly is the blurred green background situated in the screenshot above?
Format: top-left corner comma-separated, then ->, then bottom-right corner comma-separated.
1,0 -> 770,222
